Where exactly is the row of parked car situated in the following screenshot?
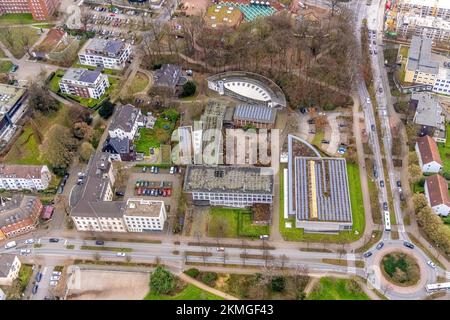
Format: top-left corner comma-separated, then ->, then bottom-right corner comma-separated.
135,187 -> 172,197
32,270 -> 61,295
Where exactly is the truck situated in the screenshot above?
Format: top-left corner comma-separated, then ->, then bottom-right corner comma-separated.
4,241 -> 16,249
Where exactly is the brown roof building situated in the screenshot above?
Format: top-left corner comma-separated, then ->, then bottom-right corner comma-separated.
0,0 -> 59,21
415,135 -> 443,173
425,174 -> 450,216
0,195 -> 43,239
0,164 -> 52,190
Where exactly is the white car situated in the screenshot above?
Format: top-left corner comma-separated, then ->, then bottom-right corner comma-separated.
117,252 -> 126,257
20,249 -> 31,255
50,275 -> 60,281
25,239 -> 35,244
49,281 -> 58,287
427,260 -> 437,269
52,271 -> 62,276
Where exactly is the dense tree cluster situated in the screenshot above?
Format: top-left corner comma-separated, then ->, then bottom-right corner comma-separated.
150,266 -> 176,295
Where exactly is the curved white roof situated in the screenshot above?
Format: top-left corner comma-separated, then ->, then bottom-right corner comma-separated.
224,81 -> 271,102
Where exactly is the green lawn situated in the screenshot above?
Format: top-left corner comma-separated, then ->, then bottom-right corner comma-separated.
307,277 -> 370,300
18,264 -> 33,292
0,47 -> 5,58
312,130 -> 324,147
0,60 -> 13,73
135,109 -> 179,155
209,207 -> 269,238
144,284 -> 223,300
0,27 -> 41,58
0,13 -> 35,25
130,72 -> 149,94
279,163 -> 365,243
437,125 -> 450,175
32,23 -> 56,29
4,104 -> 70,165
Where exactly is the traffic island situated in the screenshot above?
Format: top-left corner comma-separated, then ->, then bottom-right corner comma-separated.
380,252 -> 420,287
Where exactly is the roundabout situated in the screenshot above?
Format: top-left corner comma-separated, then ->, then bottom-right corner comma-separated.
380,251 -> 420,287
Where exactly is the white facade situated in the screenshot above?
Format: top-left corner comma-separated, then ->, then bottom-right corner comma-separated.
0,165 -> 51,191
108,121 -> 140,140
72,216 -> 126,232
0,255 -> 21,286
424,181 -> 450,216
192,191 -> 273,208
79,43 -> 132,70
123,199 -> 167,232
60,71 -> 110,99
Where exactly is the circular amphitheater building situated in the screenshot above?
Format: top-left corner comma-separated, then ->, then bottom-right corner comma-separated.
206,71 -> 287,108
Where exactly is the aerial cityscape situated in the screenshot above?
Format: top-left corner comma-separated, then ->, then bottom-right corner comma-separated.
0,0 -> 449,302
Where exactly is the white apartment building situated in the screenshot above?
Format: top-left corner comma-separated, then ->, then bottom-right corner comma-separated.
396,15 -> 450,43
397,0 -> 450,20
0,255 -> 21,286
123,198 -> 167,232
108,104 -> 144,140
78,38 -> 132,70
0,165 -> 51,191
60,68 -> 109,99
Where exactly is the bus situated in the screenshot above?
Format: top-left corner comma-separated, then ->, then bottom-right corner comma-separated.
426,282 -> 450,293
384,211 -> 391,231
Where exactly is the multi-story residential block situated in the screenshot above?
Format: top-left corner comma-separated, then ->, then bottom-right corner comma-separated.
396,15 -> 450,43
0,0 -> 59,20
0,255 -> 21,286
0,195 -> 43,239
108,104 -> 143,140
0,288 -> 5,300
183,165 -> 274,207
59,68 -> 109,99
425,174 -> 450,216
404,36 -> 450,95
78,38 -> 132,70
0,165 -> 52,191
397,0 -> 450,21
0,84 -> 28,144
415,135 -> 443,173
153,64 -> 182,91
123,198 -> 166,232
102,137 -> 136,161
411,91 -> 446,141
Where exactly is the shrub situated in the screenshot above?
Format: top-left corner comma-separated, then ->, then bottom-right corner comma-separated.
150,266 -> 175,295
270,276 -> 286,292
98,100 -> 115,119
184,268 -> 200,279
179,81 -> 196,98
201,272 -> 218,286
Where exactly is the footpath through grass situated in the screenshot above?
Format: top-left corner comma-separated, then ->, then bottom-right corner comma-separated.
144,284 -> 223,300
307,277 -> 370,300
279,163 -> 365,243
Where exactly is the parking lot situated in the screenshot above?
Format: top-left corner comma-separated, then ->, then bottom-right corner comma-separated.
82,4 -> 156,43
124,166 -> 182,219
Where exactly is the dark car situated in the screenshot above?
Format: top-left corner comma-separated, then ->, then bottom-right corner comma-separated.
95,240 -> 105,245
378,87 -> 383,93
307,119 -> 315,125
321,140 -> 330,144
49,238 -> 59,243
400,192 -> 405,201
376,242 -> 384,250
396,181 -> 401,188
32,284 -> 39,294
115,191 -> 125,197
363,251 -> 373,258
371,124 -> 375,131
380,180 -> 384,187
383,202 -> 388,210
403,242 -> 414,249
35,272 -> 42,282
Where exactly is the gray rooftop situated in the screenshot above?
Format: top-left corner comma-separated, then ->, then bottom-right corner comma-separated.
0,254 -> 17,278
109,104 -> 141,133
84,38 -> 125,56
154,64 -> 182,88
184,165 -> 274,194
0,195 -> 40,230
103,137 -> 131,154
412,91 -> 444,129
233,104 -> 276,124
293,157 -> 352,223
62,68 -> 102,84
71,152 -> 117,218
407,36 -> 439,74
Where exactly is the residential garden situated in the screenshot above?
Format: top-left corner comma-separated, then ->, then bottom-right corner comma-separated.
0,264 -> 33,300
135,108 -> 180,155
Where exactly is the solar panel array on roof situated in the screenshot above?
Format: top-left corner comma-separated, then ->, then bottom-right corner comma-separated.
233,104 -> 276,124
294,157 -> 352,222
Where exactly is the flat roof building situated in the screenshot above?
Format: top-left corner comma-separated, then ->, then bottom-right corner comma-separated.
0,84 -> 28,144
0,0 -> 59,21
411,91 -> 446,141
233,104 -> 276,129
123,198 -> 166,232
78,38 -> 132,70
184,165 -> 274,207
60,68 -> 109,99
